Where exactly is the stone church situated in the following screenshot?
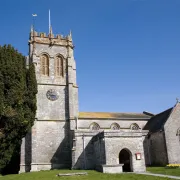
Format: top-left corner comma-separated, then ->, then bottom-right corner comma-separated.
19,27 -> 180,174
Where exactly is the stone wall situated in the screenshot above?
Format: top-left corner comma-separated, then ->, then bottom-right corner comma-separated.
77,119 -> 148,130
36,85 -> 68,120
143,137 -> 151,165
19,132 -> 32,173
71,130 -> 147,173
103,131 -> 147,172
164,103 -> 180,164
71,131 -> 106,171
148,132 -> 168,165
19,30 -> 79,172
33,44 -> 68,85
31,120 -> 71,171
93,133 -> 106,169
94,140 -> 101,165
20,120 -> 72,172
72,131 -> 99,169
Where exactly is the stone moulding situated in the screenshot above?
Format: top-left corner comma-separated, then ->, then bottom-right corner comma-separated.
74,130 -> 148,137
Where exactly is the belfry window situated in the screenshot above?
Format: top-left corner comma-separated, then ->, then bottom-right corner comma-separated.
41,54 -> 49,76
55,56 -> 63,77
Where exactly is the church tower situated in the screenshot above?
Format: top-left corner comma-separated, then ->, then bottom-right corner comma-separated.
19,26 -> 79,172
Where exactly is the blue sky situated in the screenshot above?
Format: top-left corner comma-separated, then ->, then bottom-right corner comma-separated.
0,0 -> 180,114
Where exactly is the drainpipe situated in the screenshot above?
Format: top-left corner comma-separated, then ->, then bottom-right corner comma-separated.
82,134 -> 86,169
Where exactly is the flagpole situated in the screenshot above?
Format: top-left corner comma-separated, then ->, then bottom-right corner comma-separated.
49,9 -> 51,34
33,15 -> 35,31
32,14 -> 37,31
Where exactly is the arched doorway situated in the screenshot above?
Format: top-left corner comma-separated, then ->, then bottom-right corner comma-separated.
119,149 -> 131,172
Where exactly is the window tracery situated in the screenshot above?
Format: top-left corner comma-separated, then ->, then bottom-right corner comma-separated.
131,123 -> 139,130
90,123 -> 100,131
111,123 -> 120,130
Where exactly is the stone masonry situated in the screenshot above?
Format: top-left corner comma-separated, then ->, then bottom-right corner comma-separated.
164,103 -> 180,164
19,26 -> 180,174
19,28 -> 78,172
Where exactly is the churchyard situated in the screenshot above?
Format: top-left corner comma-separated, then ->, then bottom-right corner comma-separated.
1,168 -> 180,180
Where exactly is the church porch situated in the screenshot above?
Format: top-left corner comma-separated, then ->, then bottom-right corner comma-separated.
94,130 -> 148,173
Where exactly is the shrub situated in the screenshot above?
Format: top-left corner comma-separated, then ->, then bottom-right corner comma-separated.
0,45 -> 37,173
166,164 -> 180,168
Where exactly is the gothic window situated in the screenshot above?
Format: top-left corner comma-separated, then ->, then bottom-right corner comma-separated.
55,56 -> 63,77
90,123 -> 100,131
111,123 -> 120,130
41,54 -> 49,76
131,123 -> 139,130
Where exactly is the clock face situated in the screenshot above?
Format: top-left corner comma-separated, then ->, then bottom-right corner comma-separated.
46,89 -> 59,101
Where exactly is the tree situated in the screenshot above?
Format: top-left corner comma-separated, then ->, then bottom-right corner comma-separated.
0,45 -> 37,173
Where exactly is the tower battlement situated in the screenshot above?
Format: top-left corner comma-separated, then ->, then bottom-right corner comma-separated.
29,30 -> 73,47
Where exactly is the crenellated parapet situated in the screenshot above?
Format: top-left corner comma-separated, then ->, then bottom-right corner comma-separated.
29,30 -> 73,48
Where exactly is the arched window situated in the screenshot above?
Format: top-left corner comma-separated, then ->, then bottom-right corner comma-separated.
111,123 -> 120,130
90,122 -> 100,131
55,56 -> 63,77
41,54 -> 49,76
130,123 -> 139,130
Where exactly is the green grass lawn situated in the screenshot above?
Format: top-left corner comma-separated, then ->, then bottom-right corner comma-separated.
147,166 -> 180,177
0,170 -> 173,180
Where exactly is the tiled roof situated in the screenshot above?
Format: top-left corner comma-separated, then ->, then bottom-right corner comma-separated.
143,107 -> 173,132
79,112 -> 151,119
